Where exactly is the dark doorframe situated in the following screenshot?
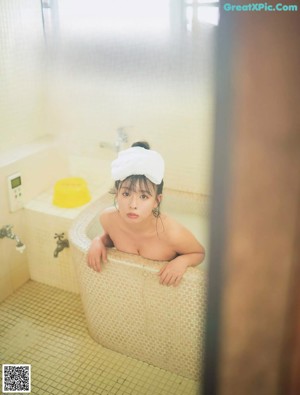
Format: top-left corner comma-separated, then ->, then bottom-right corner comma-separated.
203,3 -> 300,395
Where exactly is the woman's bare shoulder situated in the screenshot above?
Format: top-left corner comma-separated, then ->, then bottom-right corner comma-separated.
160,213 -> 182,228
158,213 -> 185,237
160,213 -> 204,253
100,206 -> 118,224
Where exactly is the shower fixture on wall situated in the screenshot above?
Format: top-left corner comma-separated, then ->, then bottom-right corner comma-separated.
99,127 -> 129,153
0,225 -> 26,253
115,127 -> 128,152
40,0 -> 60,44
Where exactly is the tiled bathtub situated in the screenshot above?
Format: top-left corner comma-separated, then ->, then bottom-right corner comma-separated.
69,190 -> 209,380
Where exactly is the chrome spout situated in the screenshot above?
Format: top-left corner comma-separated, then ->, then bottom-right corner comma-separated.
99,127 -> 129,153
0,225 -> 26,253
54,232 -> 69,257
115,127 -> 128,152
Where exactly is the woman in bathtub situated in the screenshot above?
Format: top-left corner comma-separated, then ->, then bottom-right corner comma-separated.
87,141 -> 205,287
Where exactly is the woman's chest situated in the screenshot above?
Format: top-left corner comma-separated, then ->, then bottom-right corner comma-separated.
109,228 -> 176,261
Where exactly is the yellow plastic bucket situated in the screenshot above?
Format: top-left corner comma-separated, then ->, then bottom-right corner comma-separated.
53,177 -> 91,208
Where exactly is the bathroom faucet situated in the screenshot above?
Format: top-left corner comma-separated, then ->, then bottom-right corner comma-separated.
99,127 -> 129,152
54,232 -> 69,257
115,127 -> 128,152
0,225 -> 26,253
99,127 -> 128,153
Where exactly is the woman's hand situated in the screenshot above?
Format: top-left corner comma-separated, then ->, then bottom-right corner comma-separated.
158,251 -> 204,287
87,237 -> 108,272
158,258 -> 189,287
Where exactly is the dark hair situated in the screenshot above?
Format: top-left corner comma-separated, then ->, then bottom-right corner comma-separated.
131,141 -> 150,150
111,141 -> 164,216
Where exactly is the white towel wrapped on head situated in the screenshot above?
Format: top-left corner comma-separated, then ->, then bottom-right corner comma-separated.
111,147 -> 164,185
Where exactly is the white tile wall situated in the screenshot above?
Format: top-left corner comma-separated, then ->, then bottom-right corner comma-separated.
0,0 -> 47,153
24,209 -> 79,293
0,1 -> 215,300
1,0 -> 214,196
0,137 -> 69,302
44,10 -> 215,195
23,181 -> 112,292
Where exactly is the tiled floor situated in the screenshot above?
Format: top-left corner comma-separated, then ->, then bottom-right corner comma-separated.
0,281 -> 200,394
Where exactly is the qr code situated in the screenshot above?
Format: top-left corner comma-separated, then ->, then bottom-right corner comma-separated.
2,364 -> 31,393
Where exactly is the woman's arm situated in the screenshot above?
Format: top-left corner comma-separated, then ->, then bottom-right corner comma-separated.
87,211 -> 115,272
158,251 -> 205,286
158,221 -> 205,286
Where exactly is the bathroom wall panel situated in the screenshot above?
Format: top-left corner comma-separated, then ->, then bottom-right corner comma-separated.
0,138 -> 70,302
44,8 -> 215,195
24,209 -> 80,293
0,0 -> 47,153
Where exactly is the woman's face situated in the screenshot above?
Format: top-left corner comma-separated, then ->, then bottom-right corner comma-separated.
116,179 -> 162,224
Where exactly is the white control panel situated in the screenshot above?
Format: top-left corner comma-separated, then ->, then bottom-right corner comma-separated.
7,172 -> 24,212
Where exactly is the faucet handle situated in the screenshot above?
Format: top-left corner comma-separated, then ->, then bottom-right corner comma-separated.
54,232 -> 64,240
3,224 -> 13,236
